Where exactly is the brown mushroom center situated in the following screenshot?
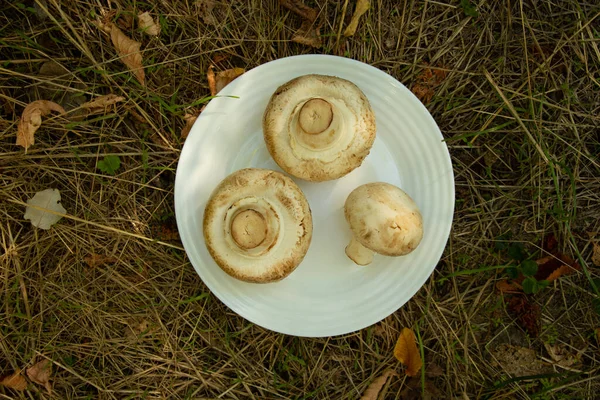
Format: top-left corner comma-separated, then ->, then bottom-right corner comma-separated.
298,98 -> 333,135
230,210 -> 267,249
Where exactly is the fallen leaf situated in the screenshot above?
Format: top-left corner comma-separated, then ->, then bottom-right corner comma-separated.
196,0 -> 217,25
410,64 -> 448,104
16,100 -> 65,151
26,359 -> 52,394
215,68 -> 245,93
292,20 -> 322,48
360,369 -> 397,400
279,0 -> 317,22
181,113 -> 199,139
84,254 -> 118,267
410,83 -> 435,104
543,343 -> 580,368
596,328 -> 600,344
116,11 -> 135,30
399,377 -> 442,400
535,254 -> 580,281
490,344 -> 551,377
98,22 -> 145,86
79,94 -> 125,115
138,12 -> 161,36
343,0 -> 370,37
39,60 -> 69,77
507,295 -> 540,337
211,53 -> 230,64
496,279 -> 522,293
425,362 -> 444,377
393,328 -> 423,377
150,219 -> 180,241
592,243 -> 600,266
24,188 -> 67,230
0,372 -> 27,391
125,319 -> 150,339
207,65 -> 217,96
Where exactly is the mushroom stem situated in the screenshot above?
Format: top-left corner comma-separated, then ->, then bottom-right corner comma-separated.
231,209 -> 267,250
345,236 -> 374,265
298,98 -> 333,134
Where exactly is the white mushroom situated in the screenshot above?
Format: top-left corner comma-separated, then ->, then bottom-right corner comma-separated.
344,183 -> 423,265
203,168 -> 313,283
263,74 -> 376,182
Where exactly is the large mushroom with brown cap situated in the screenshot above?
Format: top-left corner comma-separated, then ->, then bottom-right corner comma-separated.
344,182 -> 423,265
263,74 -> 376,182
203,168 -> 313,283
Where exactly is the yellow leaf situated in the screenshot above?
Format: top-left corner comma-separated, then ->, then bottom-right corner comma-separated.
393,327 -> 422,377
138,12 -> 161,36
207,65 -> 217,96
215,68 -> 245,93
99,22 -> 145,86
343,0 -> 370,37
360,369 -> 397,400
0,371 -> 27,391
16,100 -> 65,151
26,359 -> 52,394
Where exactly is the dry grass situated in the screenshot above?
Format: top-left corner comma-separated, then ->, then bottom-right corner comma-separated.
1,0 -> 600,398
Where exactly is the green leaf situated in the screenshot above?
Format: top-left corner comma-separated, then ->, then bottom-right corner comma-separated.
521,260 -> 538,277
98,155 -> 121,175
537,280 -> 550,290
522,277 -> 537,294
506,266 -> 519,279
593,298 -> 600,315
460,0 -> 479,17
508,243 -> 525,261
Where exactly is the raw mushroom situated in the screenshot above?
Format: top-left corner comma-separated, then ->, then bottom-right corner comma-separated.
203,168 -> 313,283
263,74 -> 376,182
344,182 -> 423,265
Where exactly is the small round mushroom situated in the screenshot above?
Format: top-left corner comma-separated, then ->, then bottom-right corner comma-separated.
203,168 -> 313,283
344,183 -> 423,265
263,74 -> 376,182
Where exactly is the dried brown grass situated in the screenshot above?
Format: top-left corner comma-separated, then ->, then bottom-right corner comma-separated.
1,0 -> 599,398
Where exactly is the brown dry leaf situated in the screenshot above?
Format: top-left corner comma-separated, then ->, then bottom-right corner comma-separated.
215,68 -> 245,93
490,344 -> 551,377
80,94 -> 125,114
343,0 -> 370,37
535,253 -> 580,281
17,100 -> 65,151
292,19 -> 322,48
592,243 -> 600,266
393,328 -> 423,377
496,279 -> 522,293
26,359 -> 52,394
507,295 -> 540,337
84,254 -> 118,268
280,0 -> 317,22
207,65 -> 217,96
181,113 -> 199,139
411,83 -> 435,104
543,343 -> 580,368
0,372 -> 27,391
596,328 -> 600,344
98,21 -> 145,86
196,0 -> 217,25
360,369 -> 397,400
138,12 -> 161,36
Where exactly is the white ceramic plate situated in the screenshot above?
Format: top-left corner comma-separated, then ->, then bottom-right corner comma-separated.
175,55 -> 454,337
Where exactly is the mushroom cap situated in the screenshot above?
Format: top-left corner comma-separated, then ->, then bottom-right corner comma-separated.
263,74 -> 376,182
344,183 -> 423,257
203,168 -> 313,283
